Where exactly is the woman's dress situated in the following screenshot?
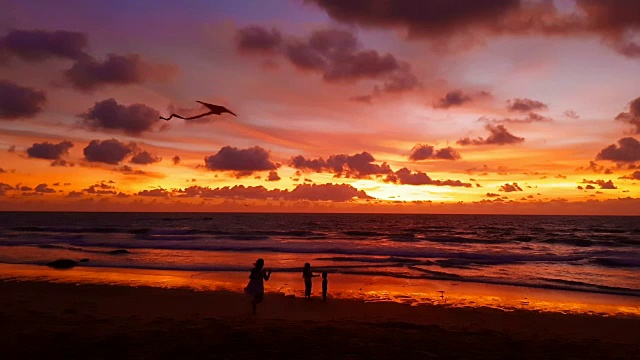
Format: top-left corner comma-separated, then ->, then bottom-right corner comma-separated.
244,269 -> 264,296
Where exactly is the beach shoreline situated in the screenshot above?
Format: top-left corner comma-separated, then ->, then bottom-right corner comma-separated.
1,263 -> 639,318
1,280 -> 639,359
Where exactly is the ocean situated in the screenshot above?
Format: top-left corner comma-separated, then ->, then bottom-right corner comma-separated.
1,212 -> 639,301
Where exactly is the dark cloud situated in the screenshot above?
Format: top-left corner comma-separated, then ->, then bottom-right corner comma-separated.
382,65 -> 421,92
204,146 -> 278,176
136,188 -> 169,197
287,183 -> 372,201
288,29 -> 401,82
433,90 -> 493,109
130,151 -> 161,165
0,183 -> 14,195
457,124 -> 525,146
575,0 -> 640,57
305,1 -> 640,58
563,110 -> 580,119
596,137 -> 640,163
174,183 -> 371,202
579,160 -> 613,174
237,26 -> 419,93
26,140 -> 73,160
83,182 -> 117,195
0,29 -> 88,62
266,171 -> 281,182
480,112 -> 553,125
586,184 -> 596,190
8,145 -> 16,152
0,168 -> 5,173
83,138 -> 136,164
433,90 -> 473,109
236,26 -> 282,53
434,147 -> 462,160
290,151 -> 392,178
506,98 -> 548,112
486,193 -> 500,197
0,80 -> 47,120
19,186 -> 32,191
66,191 -> 83,198
172,156 -> 181,165
51,159 -> 74,167
65,53 -> 172,91
582,179 -> 618,189
34,183 -> 55,193
116,165 -> 146,175
304,0 -> 521,38
621,171 -> 640,180
385,167 -> 472,187
614,96 -> 640,134
409,144 -> 461,161
79,98 -> 161,135
499,183 -> 523,192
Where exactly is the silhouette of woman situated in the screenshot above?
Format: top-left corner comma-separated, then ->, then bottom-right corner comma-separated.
244,258 -> 271,314
302,262 -> 319,299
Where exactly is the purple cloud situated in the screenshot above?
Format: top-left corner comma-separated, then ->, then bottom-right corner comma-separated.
506,98 -> 549,112
26,140 -> 73,160
174,183 -> 371,202
130,151 -> 162,165
236,26 -> 282,53
34,183 -> 55,193
79,98 -> 161,135
290,151 -> 392,179
457,125 -> 525,146
0,29 -> 88,62
385,167 -> 472,187
83,139 -> 136,164
204,146 -> 278,176
0,80 -> 47,120
615,96 -> 640,134
266,171 -> 281,181
499,183 -> 523,192
409,144 -> 461,161
596,137 -> 640,163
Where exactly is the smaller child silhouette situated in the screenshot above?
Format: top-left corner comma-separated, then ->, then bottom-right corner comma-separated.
321,272 -> 328,301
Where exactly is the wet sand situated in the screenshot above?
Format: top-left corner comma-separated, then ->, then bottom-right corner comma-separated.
1,280 -> 639,359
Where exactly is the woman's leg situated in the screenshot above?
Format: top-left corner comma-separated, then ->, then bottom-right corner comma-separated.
305,280 -> 312,298
251,294 -> 264,314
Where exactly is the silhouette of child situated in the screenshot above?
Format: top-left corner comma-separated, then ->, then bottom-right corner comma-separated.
244,258 -> 271,314
321,272 -> 328,301
302,262 -> 318,299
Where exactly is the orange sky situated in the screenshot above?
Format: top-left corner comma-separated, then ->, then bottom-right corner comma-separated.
0,0 -> 639,214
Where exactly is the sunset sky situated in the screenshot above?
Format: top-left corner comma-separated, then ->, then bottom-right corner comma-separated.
1,0 -> 639,214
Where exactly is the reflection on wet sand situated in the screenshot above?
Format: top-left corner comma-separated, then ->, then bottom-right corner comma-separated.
1,263 -> 638,317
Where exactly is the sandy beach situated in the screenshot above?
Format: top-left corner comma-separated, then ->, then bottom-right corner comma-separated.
2,279 -> 639,359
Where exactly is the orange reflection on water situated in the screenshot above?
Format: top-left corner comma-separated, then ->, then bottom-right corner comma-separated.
1,263 -> 638,318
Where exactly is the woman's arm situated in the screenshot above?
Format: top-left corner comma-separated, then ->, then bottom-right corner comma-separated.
263,270 -> 272,281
